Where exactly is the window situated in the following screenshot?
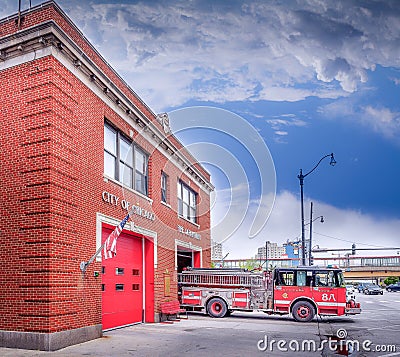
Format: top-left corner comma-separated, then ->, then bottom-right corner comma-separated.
132,284 -> 140,291
115,284 -> 124,291
177,181 -> 197,223
313,271 -> 339,287
119,137 -> 133,188
115,267 -> 124,275
132,269 -> 140,276
161,172 -> 168,203
134,147 -> 147,194
104,124 -> 117,178
104,122 -> 148,195
297,271 -> 307,287
276,271 -> 294,286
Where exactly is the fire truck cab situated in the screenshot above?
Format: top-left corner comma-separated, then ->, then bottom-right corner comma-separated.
178,266 -> 361,322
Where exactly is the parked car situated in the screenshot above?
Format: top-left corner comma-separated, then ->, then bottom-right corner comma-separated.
386,282 -> 400,292
357,282 -> 369,293
363,284 -> 383,295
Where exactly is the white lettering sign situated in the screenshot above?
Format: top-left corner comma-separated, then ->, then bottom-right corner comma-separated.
177,225 -> 201,240
102,191 -> 119,206
102,191 -> 156,221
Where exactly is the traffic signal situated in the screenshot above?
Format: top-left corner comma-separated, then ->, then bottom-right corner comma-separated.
310,256 -> 314,265
351,243 -> 356,255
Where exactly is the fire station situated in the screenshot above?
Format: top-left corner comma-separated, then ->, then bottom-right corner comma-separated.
0,1 -> 213,351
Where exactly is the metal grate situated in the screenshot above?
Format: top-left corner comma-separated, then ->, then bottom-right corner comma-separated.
178,271 -> 264,288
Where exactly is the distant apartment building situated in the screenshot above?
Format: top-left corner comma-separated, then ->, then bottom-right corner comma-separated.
282,240 -> 301,266
256,241 -> 286,259
211,240 -> 223,260
283,240 -> 301,259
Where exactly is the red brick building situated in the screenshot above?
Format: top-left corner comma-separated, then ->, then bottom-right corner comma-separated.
0,1 -> 213,350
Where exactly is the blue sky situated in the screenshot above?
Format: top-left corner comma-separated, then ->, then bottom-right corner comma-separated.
2,0 -> 400,258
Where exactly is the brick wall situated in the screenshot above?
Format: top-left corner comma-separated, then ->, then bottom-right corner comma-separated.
0,2 -> 211,333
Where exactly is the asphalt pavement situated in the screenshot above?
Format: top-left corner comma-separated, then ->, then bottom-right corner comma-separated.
1,291 -> 399,356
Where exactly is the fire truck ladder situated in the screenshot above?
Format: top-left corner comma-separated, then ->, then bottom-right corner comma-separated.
178,268 -> 264,288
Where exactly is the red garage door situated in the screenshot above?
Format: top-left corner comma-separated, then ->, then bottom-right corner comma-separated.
102,226 -> 143,330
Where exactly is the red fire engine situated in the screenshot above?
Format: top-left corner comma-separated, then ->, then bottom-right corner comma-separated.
178,266 -> 361,322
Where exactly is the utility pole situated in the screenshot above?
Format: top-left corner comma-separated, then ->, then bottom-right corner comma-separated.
309,202 -> 313,266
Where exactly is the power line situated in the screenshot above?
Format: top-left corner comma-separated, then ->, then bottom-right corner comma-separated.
311,230 -> 388,248
286,230 -> 392,250
313,247 -> 400,252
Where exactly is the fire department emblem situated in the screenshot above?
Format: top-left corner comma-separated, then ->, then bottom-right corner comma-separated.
282,293 -> 288,299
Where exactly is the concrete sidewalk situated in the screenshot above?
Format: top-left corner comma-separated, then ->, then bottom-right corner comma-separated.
0,313 -> 327,357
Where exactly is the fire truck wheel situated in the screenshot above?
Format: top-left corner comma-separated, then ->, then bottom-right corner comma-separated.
207,298 -> 227,318
292,301 -> 315,322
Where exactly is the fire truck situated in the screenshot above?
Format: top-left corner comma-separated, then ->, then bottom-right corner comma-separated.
178,266 -> 361,322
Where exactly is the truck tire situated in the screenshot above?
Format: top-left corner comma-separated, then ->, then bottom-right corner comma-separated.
292,301 -> 315,322
207,298 -> 227,318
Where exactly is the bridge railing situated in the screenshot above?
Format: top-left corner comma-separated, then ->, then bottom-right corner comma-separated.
214,256 -> 400,269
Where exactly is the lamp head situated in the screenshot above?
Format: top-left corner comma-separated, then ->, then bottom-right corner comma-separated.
320,216 -> 324,223
329,153 -> 336,166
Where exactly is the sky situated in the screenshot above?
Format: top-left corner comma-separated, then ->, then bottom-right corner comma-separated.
2,0 -> 400,259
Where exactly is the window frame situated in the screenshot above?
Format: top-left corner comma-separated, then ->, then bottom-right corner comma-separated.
161,171 -> 168,203
134,146 -> 148,195
104,121 -> 149,196
119,135 -> 134,188
177,180 -> 198,224
276,271 -> 295,286
104,124 -> 117,179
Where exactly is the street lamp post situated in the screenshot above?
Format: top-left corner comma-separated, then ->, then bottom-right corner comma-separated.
298,153 -> 336,266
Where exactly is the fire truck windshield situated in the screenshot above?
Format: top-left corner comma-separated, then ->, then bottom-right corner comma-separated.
337,271 -> 345,287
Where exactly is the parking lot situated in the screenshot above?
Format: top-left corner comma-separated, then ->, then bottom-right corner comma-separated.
1,291 -> 399,356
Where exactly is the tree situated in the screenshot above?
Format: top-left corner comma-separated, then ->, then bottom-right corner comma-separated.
239,259 -> 262,271
384,276 -> 399,286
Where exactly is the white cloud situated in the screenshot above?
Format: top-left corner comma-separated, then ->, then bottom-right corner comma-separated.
50,0 -> 400,110
362,106 -> 400,138
267,117 -> 308,129
275,131 -> 288,136
3,1 -> 399,140
219,190 -> 400,259
320,98 -> 400,139
266,116 -> 307,142
364,106 -> 397,124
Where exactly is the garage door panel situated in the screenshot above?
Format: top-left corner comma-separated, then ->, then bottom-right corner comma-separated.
102,227 -> 143,330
